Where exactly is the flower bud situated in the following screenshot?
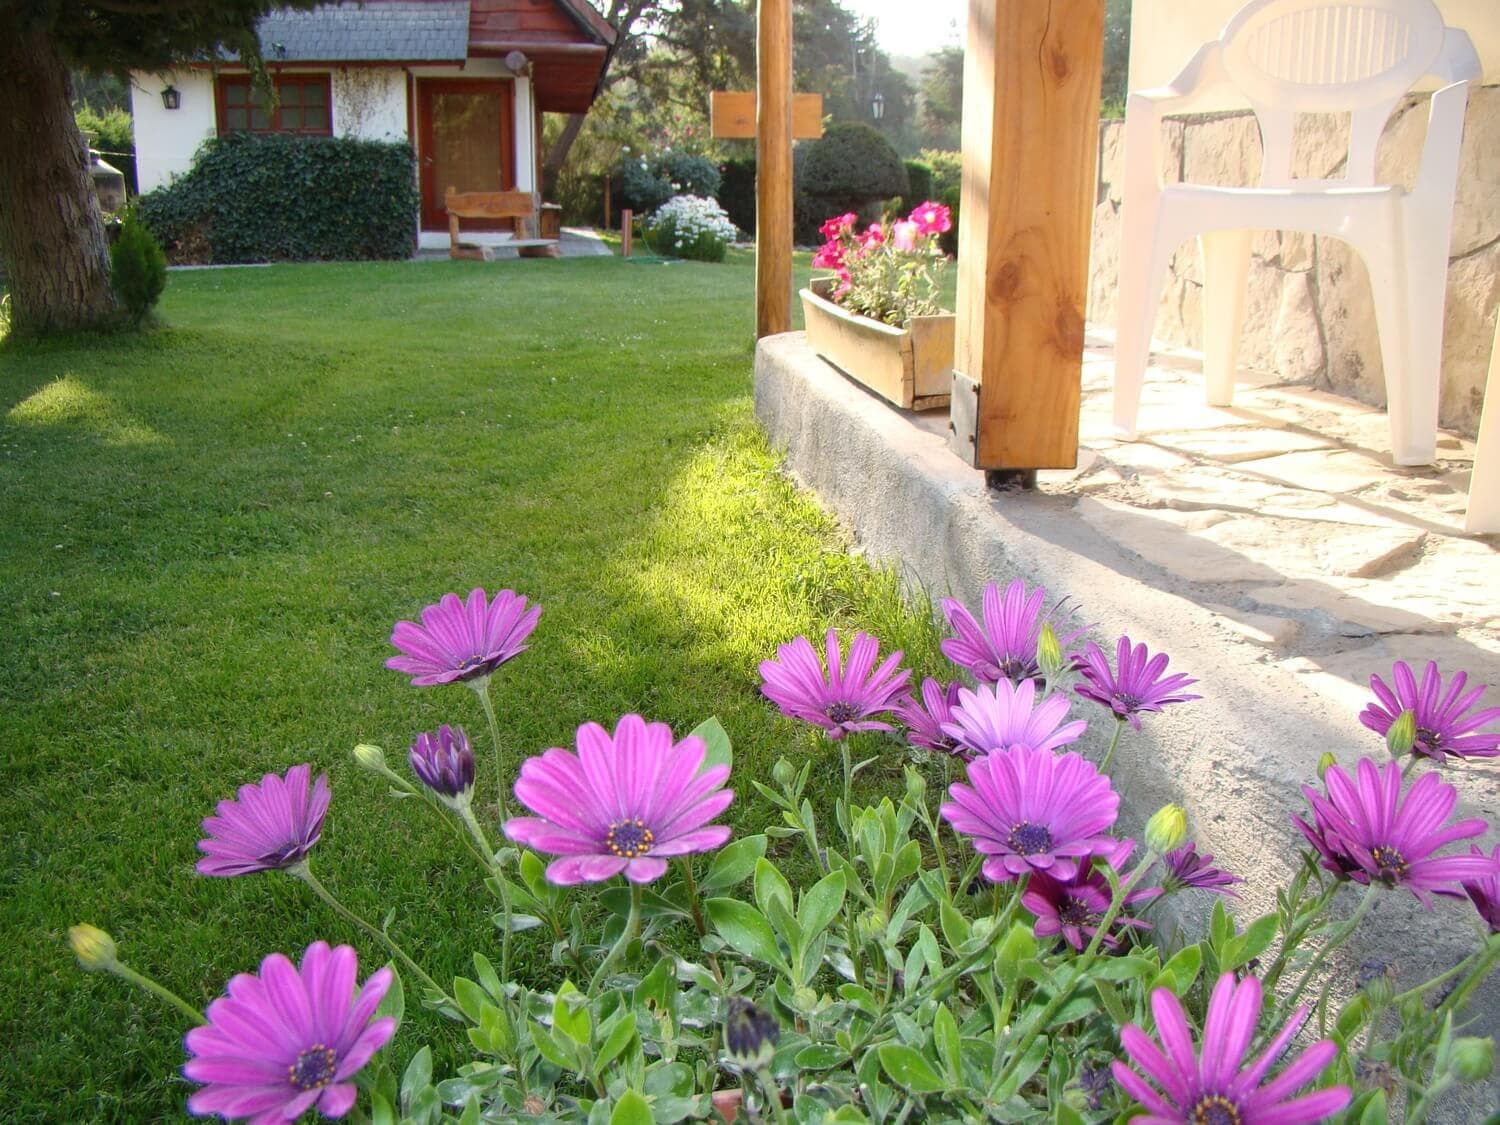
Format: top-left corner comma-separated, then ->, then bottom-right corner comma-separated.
1451,1036 -> 1495,1082
1037,622 -> 1064,680
352,743 -> 387,772
724,997 -> 779,1070
409,725 -> 476,804
1144,805 -> 1188,855
771,758 -> 796,790
1386,710 -> 1416,759
1317,752 -> 1337,780
69,923 -> 117,972
856,908 -> 888,946
1357,960 -> 1396,1006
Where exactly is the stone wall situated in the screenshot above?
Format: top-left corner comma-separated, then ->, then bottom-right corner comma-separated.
1088,87 -> 1499,438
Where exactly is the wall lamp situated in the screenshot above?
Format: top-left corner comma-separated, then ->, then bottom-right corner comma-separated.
161,84 -> 181,110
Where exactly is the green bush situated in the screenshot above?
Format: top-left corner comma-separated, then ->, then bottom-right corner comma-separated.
717,157 -> 756,236
619,150 -> 722,214
138,133 -> 418,264
110,206 -> 167,326
797,122 -> 909,220
922,150 -> 962,256
901,159 -> 933,210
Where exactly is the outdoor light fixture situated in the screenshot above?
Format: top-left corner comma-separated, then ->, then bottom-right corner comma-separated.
161,85 -> 181,110
871,92 -> 885,121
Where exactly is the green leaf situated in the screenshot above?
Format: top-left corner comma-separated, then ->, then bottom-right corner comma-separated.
689,716 -> 731,774
473,953 -> 503,1001
453,977 -> 490,1024
1094,978 -> 1129,1026
609,1089 -> 655,1125
796,869 -> 847,939
996,922 -> 1037,990
939,899 -> 971,949
706,898 -> 785,968
877,1044 -> 946,1094
933,1003 -> 962,1085
1053,1103 -> 1086,1125
552,980 -> 592,1046
374,962 -> 404,1032
1358,1089 -> 1389,1125
529,1018 -> 576,1070
754,858 -> 795,917
794,1044 -> 848,1069
371,1091 -> 397,1125
1223,913 -> 1279,971
400,1045 -> 432,1104
595,1009 -> 639,1072
1154,945 -> 1202,994
700,834 -> 767,894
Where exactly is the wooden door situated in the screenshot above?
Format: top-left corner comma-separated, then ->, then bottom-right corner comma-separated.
416,79 -> 515,231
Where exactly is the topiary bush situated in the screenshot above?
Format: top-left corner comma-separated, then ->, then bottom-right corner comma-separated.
138,133 -> 418,264
901,159 -> 933,212
922,149 -> 963,256
109,205 -> 167,326
619,150 -> 722,214
797,122 -> 909,222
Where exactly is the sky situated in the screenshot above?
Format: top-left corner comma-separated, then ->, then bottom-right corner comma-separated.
844,0 -> 966,57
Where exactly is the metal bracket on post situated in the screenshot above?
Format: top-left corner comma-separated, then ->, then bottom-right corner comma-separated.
947,370 -> 980,466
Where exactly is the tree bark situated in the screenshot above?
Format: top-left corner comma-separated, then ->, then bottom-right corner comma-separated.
541,112 -> 587,197
0,12 -> 118,338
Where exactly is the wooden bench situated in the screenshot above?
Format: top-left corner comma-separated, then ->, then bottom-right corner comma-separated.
445,187 -> 561,260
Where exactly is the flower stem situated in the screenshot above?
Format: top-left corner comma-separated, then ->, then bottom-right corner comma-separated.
1432,932 -> 1500,1021
589,882 -> 642,994
473,678 -> 510,821
1099,720 -> 1125,773
1275,883 -> 1381,1026
459,802 -> 514,988
679,856 -> 709,939
109,961 -> 206,1026
290,862 -> 451,1006
754,1066 -> 790,1125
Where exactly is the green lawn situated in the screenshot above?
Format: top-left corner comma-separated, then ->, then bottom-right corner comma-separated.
0,251 -> 947,1119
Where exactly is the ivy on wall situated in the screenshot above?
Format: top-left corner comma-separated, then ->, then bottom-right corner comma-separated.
139,133 -> 418,264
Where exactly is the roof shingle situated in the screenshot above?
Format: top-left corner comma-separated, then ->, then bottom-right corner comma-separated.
256,1 -> 471,63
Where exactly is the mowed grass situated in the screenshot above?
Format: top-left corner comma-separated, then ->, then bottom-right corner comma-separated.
0,250 -> 948,1120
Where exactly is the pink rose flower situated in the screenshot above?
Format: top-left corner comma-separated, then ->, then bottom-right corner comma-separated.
818,212 -> 858,240
812,241 -> 845,269
858,223 -> 885,250
910,201 -> 953,235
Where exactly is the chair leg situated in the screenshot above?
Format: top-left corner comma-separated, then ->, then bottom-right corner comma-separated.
1198,229 -> 1252,407
1362,228 -> 1441,467
1113,191 -> 1174,440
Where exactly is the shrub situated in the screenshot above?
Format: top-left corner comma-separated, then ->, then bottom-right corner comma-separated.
717,157 -> 756,236
797,122 -> 909,220
137,133 -> 418,264
619,150 -> 722,214
646,195 -> 737,263
901,159 -> 933,212
109,206 -> 167,326
76,105 -> 137,195
922,149 -> 962,255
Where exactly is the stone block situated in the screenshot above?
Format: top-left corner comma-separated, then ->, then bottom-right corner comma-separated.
1314,237 -> 1386,407
1180,113 -> 1262,187
1272,270 -> 1327,382
1441,240 -> 1500,435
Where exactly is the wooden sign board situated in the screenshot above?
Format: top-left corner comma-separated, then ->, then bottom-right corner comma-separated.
711,91 -> 823,140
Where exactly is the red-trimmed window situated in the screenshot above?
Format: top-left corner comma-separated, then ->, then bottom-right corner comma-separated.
216,75 -> 332,136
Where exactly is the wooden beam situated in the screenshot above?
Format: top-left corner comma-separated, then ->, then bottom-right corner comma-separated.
710,91 -> 823,140
755,0 -> 793,339
949,0 -> 1103,469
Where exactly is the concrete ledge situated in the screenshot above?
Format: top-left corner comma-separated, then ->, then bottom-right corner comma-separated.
754,331 -> 1499,1098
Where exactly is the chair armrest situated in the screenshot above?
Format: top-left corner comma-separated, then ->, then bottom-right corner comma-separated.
1124,43 -> 1227,191
1413,79 -> 1473,204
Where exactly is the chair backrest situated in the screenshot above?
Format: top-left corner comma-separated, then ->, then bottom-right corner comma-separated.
1218,0 -> 1454,186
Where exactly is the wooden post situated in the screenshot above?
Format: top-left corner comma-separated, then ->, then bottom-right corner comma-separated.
948,0 -> 1103,470
603,174 -> 612,230
621,209 -> 632,258
755,0 -> 793,339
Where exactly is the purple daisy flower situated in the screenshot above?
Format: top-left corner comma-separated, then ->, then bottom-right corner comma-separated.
197,764 -> 330,878
387,587 -> 541,687
1022,841 -> 1155,952
892,678 -> 968,756
942,679 -> 1088,757
939,578 -> 1083,685
940,746 -> 1119,882
758,629 -> 910,740
1112,972 -> 1350,1125
504,714 -> 733,885
409,724 -> 476,803
1160,843 -> 1243,897
184,941 -> 395,1123
1074,636 -> 1200,730
1292,757 -> 1492,906
1461,843 -> 1500,933
1359,660 -> 1500,762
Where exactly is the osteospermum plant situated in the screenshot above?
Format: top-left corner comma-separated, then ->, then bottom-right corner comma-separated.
67,576 -> 1500,1122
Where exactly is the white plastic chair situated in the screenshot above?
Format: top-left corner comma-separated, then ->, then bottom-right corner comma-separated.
1112,0 -> 1481,466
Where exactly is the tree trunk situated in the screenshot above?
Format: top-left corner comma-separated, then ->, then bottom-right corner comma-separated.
0,12 -> 118,338
541,113 -> 588,198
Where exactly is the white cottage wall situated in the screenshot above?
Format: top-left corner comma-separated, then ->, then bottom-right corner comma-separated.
130,72 -> 216,193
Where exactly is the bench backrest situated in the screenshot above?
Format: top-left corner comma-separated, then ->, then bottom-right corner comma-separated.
444,188 -> 536,221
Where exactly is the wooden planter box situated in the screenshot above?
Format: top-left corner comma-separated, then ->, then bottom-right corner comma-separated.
800,276 -> 954,411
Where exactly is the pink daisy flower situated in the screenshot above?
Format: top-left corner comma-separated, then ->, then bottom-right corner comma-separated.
942,678 -> 1088,757
196,764 -> 329,878
386,587 -> 540,687
759,629 -> 910,740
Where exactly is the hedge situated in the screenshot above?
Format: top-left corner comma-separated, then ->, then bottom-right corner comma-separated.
139,133 -> 418,264
717,157 -> 756,236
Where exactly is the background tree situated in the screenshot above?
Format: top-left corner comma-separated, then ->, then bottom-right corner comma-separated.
918,47 -> 963,150
0,0 -> 316,339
